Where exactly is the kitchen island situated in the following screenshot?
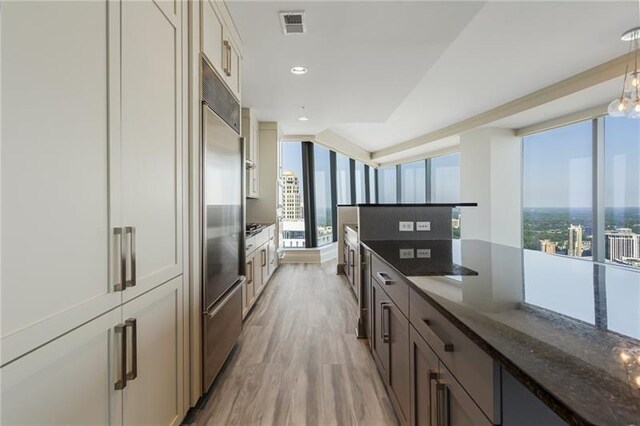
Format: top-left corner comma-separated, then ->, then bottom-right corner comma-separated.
362,238 -> 640,426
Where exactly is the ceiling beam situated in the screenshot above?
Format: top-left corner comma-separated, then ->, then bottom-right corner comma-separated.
371,50 -> 635,160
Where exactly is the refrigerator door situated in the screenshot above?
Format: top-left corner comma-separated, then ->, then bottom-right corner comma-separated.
202,281 -> 242,391
203,104 -> 243,311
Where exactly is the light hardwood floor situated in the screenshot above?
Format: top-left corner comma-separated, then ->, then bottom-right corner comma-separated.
186,262 -> 399,426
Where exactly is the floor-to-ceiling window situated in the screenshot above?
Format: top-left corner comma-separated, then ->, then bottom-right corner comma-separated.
431,153 -> 460,203
400,160 -> 426,203
355,161 -> 366,204
280,141 -> 306,248
522,121 -> 593,258
378,166 -> 397,203
369,166 -> 376,203
314,145 -> 333,247
336,153 -> 352,205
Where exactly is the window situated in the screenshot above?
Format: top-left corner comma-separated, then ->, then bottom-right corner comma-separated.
336,154 -> 351,204
522,120 -> 593,258
369,166 -> 376,203
314,145 -> 333,247
355,161 -> 366,204
280,141 -> 306,248
400,160 -> 426,203
604,116 -> 640,266
431,153 -> 460,203
378,166 -> 397,203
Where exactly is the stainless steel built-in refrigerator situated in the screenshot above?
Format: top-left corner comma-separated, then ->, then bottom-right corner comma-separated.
201,58 -> 244,392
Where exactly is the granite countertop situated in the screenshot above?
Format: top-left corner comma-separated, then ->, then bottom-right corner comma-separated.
361,239 -> 640,426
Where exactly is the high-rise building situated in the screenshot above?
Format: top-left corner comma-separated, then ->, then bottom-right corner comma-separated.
281,171 -> 302,220
605,228 -> 640,262
539,239 -> 557,254
567,224 -> 583,257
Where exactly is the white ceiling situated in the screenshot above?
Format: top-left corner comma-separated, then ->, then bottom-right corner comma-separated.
228,0 -> 639,159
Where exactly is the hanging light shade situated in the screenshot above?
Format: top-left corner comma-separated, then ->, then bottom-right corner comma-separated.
609,20 -> 640,119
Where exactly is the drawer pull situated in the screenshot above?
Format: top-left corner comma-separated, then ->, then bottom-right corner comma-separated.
436,382 -> 450,426
429,371 -> 439,426
423,319 -> 454,352
381,302 -> 391,343
376,271 -> 393,285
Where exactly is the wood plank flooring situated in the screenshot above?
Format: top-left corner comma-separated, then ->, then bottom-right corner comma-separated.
186,262 -> 399,426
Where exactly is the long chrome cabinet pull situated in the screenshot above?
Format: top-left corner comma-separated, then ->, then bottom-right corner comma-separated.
248,260 -> 253,284
114,323 -> 127,390
125,226 -> 136,288
423,319 -> 454,352
114,228 -> 126,292
429,371 -> 439,426
262,249 -> 266,267
223,40 -> 231,76
125,318 -> 138,381
381,303 -> 391,343
436,383 -> 450,426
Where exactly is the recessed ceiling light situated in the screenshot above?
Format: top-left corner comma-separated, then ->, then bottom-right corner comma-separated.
298,116 -> 309,121
291,66 -> 307,75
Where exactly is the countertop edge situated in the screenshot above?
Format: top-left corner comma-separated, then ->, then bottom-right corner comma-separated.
360,240 -> 595,426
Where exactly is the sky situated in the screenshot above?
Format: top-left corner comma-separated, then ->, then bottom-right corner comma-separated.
523,117 -> 640,209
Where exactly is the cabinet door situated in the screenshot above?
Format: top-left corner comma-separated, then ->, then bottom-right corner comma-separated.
201,0 -> 223,75
260,246 -> 269,287
246,257 -> 256,309
388,302 -> 411,426
371,281 -> 390,379
268,238 -> 277,277
1,0 -> 120,362
122,276 -> 184,426
253,251 -> 263,297
251,118 -> 260,197
438,364 -> 492,426
1,308 -> 122,425
410,327 -> 439,426
121,0 -> 183,302
223,28 -> 241,100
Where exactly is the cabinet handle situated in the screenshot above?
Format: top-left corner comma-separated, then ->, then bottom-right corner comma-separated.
423,319 -> 454,352
436,382 -> 450,426
114,228 -> 126,292
222,40 -> 228,75
262,249 -> 267,267
248,260 -> 253,284
350,250 -> 355,270
429,371 -> 439,426
114,323 -> 127,390
223,40 -> 231,76
125,318 -> 138,381
376,271 -> 393,286
125,226 -> 136,288
381,302 -> 391,343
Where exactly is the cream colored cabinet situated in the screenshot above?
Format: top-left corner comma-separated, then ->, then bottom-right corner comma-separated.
122,276 -> 184,426
253,250 -> 264,298
1,308 -> 123,425
201,0 -> 223,73
1,0 -> 186,423
201,0 -> 241,100
223,27 -> 241,99
243,108 -> 260,198
120,0 -> 183,303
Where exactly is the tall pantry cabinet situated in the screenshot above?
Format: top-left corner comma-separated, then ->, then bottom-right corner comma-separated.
1,1 -> 187,424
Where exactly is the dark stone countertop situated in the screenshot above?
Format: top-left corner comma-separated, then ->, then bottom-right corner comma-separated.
361,239 -> 640,426
337,202 -> 478,207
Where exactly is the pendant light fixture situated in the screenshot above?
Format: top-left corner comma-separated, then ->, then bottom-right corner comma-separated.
608,1 -> 640,118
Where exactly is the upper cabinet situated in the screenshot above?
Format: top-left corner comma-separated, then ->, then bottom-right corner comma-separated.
243,108 -> 260,198
201,0 -> 242,101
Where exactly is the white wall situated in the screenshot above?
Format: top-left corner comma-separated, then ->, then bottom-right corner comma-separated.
460,127 -> 522,247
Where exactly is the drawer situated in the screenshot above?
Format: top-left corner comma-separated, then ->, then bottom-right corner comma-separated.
409,288 -> 500,424
255,228 -> 269,247
245,235 -> 257,255
371,253 -> 409,316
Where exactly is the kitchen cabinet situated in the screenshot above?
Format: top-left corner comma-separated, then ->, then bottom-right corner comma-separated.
367,248 -> 498,426
1,276 -> 183,426
121,276 -> 184,426
371,280 -> 410,426
120,0 -> 183,303
243,108 -> 260,198
242,225 -> 277,319
201,0 -> 241,100
1,0 -> 187,423
409,326 -> 439,426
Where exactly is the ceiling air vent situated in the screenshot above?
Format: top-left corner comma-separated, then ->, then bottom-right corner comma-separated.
280,11 -> 306,34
